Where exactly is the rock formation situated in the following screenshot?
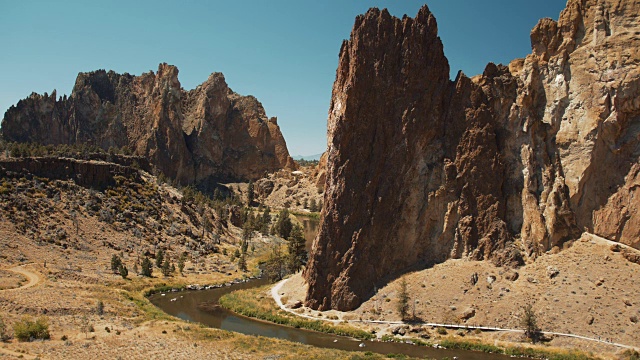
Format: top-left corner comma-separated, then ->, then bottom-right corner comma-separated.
1,64 -> 296,188
0,157 -> 142,191
305,0 -> 640,311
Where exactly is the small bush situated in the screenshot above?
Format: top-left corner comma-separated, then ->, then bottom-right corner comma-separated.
96,300 -> 104,315
13,316 -> 50,341
0,315 -> 10,341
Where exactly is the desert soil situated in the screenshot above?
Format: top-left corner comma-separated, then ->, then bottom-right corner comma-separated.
278,233 -> 640,358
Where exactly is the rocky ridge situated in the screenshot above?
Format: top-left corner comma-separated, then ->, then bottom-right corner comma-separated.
304,0 -> 640,311
1,64 -> 296,189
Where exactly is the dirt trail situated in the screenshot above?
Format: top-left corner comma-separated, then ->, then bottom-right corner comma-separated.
2,264 -> 41,291
272,272 -> 639,351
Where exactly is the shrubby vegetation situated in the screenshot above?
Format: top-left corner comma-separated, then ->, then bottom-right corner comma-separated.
294,159 -> 319,167
0,140 -> 134,160
219,286 -> 373,340
13,316 -> 50,342
0,315 -> 10,342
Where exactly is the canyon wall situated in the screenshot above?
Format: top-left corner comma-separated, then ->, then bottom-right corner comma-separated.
1,64 -> 296,188
305,0 -> 640,311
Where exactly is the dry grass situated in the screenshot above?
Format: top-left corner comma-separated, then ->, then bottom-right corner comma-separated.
277,234 -> 640,359
0,172 -> 374,359
0,270 -> 25,290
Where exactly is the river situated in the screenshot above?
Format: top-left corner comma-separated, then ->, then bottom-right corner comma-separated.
150,215 -> 512,359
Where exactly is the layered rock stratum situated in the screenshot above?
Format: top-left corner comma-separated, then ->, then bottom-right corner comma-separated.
305,0 -> 640,311
1,64 -> 296,188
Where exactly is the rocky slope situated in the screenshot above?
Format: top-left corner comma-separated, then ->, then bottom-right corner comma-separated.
1,64 -> 296,188
305,0 -> 640,311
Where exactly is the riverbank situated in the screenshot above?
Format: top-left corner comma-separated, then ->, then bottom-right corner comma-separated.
265,234 -> 640,360
219,284 -> 374,340
218,278 -> 604,360
1,261 -> 402,360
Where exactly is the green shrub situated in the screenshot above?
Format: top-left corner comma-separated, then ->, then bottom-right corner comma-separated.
13,316 -> 50,341
0,315 -> 10,341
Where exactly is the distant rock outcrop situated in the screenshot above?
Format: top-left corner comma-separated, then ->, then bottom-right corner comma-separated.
0,157 -> 142,190
1,64 -> 296,188
304,0 -> 640,311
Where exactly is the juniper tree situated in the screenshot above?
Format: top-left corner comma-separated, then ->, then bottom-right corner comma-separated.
110,254 -> 122,274
177,253 -> 186,275
287,225 -> 307,273
162,257 -> 171,277
155,249 -> 164,268
118,264 -> 128,279
141,257 -> 153,277
247,180 -> 255,205
397,277 -> 410,321
275,208 -> 293,239
521,303 -> 541,343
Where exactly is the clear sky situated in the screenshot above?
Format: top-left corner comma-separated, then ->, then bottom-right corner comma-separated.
0,1 -> 567,156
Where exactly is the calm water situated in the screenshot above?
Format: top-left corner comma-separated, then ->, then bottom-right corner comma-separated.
149,215 -> 511,359
149,280 -> 509,359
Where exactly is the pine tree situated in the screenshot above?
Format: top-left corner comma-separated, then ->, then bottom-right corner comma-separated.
141,257 -> 153,277
309,198 -> 318,212
177,253 -> 186,275
397,277 -> 410,321
275,208 -> 293,239
287,225 -> 307,273
155,249 -> 164,268
238,254 -> 247,272
247,181 -> 255,205
521,303 -> 541,343
162,257 -> 171,277
263,246 -> 286,282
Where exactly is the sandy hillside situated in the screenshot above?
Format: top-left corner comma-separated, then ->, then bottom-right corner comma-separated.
279,233 -> 640,357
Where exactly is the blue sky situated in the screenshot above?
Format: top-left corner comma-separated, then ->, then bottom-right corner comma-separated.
0,1 -> 567,156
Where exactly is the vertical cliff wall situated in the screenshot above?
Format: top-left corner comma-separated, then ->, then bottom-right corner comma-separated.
1,64 -> 297,187
304,0 -> 640,311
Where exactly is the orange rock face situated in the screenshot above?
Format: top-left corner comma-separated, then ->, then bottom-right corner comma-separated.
304,0 -> 640,311
1,64 -> 296,188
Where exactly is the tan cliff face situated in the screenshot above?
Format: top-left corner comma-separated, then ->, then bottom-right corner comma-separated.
304,0 -> 640,311
1,63 -> 296,187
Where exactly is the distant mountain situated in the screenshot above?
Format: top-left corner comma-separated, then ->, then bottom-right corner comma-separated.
292,153 -> 323,161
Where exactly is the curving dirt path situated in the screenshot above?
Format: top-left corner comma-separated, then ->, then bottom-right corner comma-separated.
1,264 -> 42,291
272,277 -> 640,351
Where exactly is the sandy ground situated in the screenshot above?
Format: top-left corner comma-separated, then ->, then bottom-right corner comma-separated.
0,174 -> 341,360
277,233 -> 640,358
